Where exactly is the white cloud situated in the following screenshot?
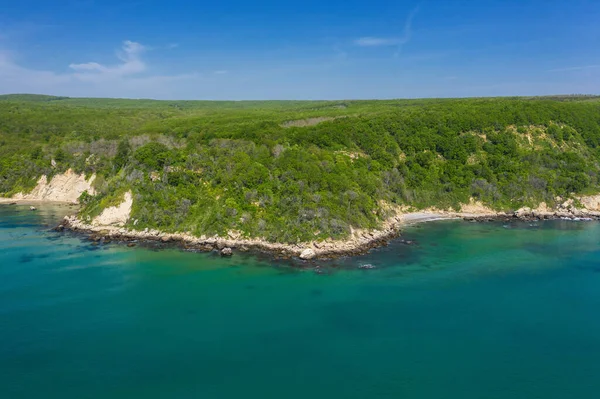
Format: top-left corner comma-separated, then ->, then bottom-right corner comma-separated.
0,40 -> 204,98
549,64 -> 600,72
355,37 -> 401,47
119,40 -> 146,60
355,7 -> 418,51
69,40 -> 146,80
68,62 -> 107,72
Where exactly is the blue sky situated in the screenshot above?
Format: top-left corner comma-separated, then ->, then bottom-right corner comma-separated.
0,0 -> 599,99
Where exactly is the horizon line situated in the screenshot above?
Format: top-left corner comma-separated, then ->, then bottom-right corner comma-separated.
1,93 -> 599,102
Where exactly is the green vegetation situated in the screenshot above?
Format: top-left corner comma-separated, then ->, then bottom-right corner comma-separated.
1,94 -> 600,242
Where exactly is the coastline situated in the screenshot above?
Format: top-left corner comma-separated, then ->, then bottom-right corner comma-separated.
60,213 -> 412,259
4,197 -> 600,259
59,208 -> 599,260
5,170 -> 600,259
0,198 -> 77,205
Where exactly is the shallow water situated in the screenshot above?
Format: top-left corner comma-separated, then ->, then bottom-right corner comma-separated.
1,205 -> 600,398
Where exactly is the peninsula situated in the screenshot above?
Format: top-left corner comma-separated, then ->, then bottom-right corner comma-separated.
2,94 -> 600,258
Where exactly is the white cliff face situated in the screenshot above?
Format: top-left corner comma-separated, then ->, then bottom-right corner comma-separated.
93,191 -> 133,227
580,195 -> 600,211
13,169 -> 96,203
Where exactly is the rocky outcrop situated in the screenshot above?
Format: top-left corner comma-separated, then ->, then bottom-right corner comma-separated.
220,247 -> 233,257
13,169 -> 95,203
512,199 -> 600,220
580,195 -> 600,212
92,192 -> 133,227
299,248 -> 316,260
458,198 -> 497,216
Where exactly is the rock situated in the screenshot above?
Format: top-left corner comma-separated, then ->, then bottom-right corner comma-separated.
515,207 -> 532,218
216,242 -> 226,250
160,236 -> 171,243
228,231 -> 241,240
30,206 -> 37,211
299,248 -> 316,260
220,247 -> 233,257
359,264 -> 376,269
127,243 -> 136,247
560,199 -> 574,210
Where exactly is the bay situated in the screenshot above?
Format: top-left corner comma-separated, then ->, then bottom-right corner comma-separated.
1,205 -> 600,398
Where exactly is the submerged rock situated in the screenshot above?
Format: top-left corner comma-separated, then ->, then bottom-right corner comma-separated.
359,264 -> 376,270
89,234 -> 101,242
220,247 -> 233,257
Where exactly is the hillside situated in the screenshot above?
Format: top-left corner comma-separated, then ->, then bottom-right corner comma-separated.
1,95 -> 600,243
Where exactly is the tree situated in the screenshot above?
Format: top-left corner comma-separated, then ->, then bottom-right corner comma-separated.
114,140 -> 131,170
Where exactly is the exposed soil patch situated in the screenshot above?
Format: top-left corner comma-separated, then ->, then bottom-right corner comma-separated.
281,116 -> 347,128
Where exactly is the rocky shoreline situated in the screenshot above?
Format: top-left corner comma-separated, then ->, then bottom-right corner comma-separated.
6,172 -> 600,259
59,215 -> 406,260
57,205 -> 600,260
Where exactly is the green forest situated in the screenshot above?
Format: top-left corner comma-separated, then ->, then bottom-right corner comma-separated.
1,94 -> 600,242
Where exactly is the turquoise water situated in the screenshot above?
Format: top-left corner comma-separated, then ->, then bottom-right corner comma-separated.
2,205 -> 600,398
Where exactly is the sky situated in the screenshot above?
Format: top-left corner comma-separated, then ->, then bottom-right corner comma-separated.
0,0 -> 599,100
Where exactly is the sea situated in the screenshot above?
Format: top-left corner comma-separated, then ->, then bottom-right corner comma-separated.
1,204 -> 600,399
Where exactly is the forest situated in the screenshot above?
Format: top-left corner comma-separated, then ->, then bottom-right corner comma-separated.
1,94 -> 600,242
